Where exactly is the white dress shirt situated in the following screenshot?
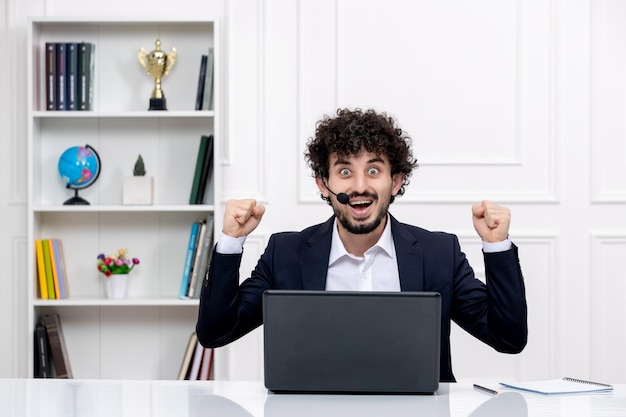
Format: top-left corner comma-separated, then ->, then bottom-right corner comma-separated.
325,217 -> 400,291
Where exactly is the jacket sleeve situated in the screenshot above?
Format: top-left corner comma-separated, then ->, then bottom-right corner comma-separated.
195,250 -> 262,348
195,234 -> 281,348
451,243 -> 528,353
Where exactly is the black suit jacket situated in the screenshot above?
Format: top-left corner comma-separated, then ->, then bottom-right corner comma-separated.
196,215 -> 528,382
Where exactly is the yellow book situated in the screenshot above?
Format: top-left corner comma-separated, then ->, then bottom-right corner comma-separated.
48,239 -> 61,300
41,239 -> 56,299
35,240 -> 48,300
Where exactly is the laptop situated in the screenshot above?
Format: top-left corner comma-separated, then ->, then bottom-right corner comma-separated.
262,290 -> 441,394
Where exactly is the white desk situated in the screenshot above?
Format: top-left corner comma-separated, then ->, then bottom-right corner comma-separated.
0,379 -> 624,416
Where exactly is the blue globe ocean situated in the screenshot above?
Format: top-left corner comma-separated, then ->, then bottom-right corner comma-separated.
58,145 -> 101,205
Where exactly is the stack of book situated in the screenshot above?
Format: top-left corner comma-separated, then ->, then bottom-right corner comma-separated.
35,238 -> 69,300
179,215 -> 215,299
34,313 -> 73,378
45,41 -> 95,111
178,332 -> 214,380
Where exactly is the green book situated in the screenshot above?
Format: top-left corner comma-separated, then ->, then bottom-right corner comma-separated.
189,135 -> 209,204
41,239 -> 56,299
195,135 -> 214,204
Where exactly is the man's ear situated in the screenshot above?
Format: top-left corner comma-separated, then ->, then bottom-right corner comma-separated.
392,173 -> 405,196
315,176 -> 329,197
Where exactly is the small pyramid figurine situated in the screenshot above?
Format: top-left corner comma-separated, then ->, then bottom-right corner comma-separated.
133,154 -> 146,176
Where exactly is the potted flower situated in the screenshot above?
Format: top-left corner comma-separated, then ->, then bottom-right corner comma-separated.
97,248 -> 140,299
123,154 -> 154,205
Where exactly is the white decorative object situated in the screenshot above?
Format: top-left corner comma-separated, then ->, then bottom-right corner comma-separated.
104,274 -> 128,299
123,176 -> 154,205
123,154 -> 154,205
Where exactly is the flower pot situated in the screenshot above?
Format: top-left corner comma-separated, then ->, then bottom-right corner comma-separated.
123,176 -> 154,205
104,274 -> 129,299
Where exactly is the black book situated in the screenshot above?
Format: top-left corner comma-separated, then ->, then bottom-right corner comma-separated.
77,42 -> 95,111
196,134 -> 214,204
34,320 -> 51,378
45,42 -> 56,110
195,55 -> 208,110
55,43 -> 67,110
66,43 -> 79,111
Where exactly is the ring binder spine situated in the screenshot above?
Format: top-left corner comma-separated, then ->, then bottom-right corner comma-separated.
562,377 -> 613,388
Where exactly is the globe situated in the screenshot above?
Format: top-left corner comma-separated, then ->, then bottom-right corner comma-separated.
58,144 -> 101,205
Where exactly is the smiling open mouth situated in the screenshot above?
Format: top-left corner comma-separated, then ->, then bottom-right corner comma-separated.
348,200 -> 373,209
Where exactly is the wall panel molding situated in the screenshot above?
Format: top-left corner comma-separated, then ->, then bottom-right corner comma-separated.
12,237 -> 27,377
452,233 -> 559,380
590,233 -> 626,381
297,0 -> 558,204
222,0 -> 267,202
590,0 -> 626,203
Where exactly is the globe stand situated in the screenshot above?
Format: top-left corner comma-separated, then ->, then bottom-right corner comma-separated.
63,188 -> 90,205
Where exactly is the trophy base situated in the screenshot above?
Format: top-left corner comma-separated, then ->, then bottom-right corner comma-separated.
149,98 -> 167,111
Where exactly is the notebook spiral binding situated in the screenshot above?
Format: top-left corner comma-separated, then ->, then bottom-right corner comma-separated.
563,377 -> 613,388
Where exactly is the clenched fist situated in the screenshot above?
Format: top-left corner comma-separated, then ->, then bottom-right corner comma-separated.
223,199 -> 266,238
472,200 -> 511,243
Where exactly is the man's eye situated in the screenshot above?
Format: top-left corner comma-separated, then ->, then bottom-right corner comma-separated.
340,168 -> 351,176
368,167 -> 379,175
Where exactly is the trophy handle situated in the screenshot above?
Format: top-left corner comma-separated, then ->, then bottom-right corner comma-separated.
138,48 -> 148,70
165,48 -> 177,73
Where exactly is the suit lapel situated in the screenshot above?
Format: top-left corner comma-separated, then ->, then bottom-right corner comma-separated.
301,217 -> 334,290
390,216 -> 425,291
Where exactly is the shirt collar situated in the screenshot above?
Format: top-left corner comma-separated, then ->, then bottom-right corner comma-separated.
328,214 -> 395,266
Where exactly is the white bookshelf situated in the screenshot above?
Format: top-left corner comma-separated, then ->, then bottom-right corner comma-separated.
26,17 -> 221,379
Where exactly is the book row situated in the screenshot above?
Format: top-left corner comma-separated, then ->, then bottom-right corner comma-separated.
36,216 -> 216,302
194,48 -> 215,111
45,42 -> 95,111
178,332 -> 214,380
179,215 -> 215,299
35,239 -> 69,300
35,313 -> 211,380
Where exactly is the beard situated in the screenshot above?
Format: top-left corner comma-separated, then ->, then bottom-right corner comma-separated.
332,193 -> 390,235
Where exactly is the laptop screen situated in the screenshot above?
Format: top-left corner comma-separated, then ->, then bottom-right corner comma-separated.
263,290 -> 441,394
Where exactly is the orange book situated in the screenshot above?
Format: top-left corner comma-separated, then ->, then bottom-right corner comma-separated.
199,347 -> 213,380
35,240 -> 48,299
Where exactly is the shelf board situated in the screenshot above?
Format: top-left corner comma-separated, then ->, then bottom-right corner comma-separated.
33,297 -> 200,307
32,205 -> 215,213
30,17 -> 215,24
32,110 -> 214,118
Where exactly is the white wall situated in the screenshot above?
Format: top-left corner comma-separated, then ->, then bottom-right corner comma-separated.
3,0 -> 626,384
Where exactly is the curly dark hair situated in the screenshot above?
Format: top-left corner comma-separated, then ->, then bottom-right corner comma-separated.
305,108 -> 418,203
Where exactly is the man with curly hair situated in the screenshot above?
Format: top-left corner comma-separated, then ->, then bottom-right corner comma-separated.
196,108 -> 527,382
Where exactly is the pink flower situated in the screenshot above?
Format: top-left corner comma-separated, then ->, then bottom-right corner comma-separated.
96,248 -> 140,278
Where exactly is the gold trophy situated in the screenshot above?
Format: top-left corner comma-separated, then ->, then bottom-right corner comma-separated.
138,39 -> 177,110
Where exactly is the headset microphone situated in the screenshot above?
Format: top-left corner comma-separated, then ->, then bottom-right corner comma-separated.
323,181 -> 350,205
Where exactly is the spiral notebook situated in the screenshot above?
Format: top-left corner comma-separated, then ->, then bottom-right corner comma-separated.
499,377 -> 613,395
